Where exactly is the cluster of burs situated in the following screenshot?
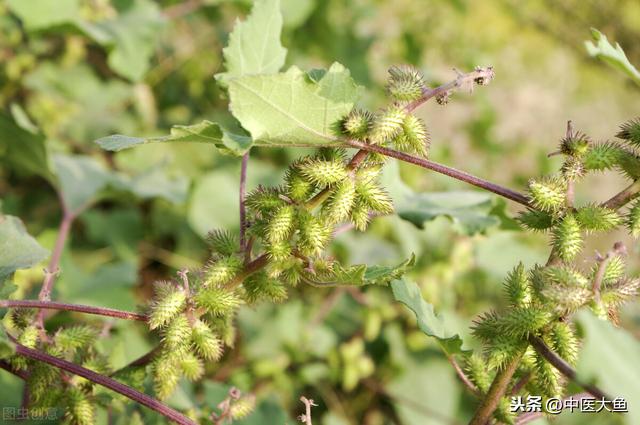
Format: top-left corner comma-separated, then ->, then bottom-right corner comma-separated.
145,66 -> 434,402
466,119 -> 640,423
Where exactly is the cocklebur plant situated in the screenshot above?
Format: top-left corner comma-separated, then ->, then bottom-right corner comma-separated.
466,119 -> 640,425
2,2 -> 638,424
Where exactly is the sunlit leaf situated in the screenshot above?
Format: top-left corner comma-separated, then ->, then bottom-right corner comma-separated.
215,0 -> 287,85
228,63 -> 361,147
6,0 -> 80,31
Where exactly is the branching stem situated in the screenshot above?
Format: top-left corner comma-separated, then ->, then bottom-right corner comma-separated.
12,341 -> 196,425
347,140 -> 532,207
469,351 -> 523,425
0,300 -> 147,322
529,335 -> 608,399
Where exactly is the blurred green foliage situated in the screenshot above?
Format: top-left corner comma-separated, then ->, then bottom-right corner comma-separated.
1,0 -> 640,424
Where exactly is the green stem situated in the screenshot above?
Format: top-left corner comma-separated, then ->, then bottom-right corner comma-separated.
468,351 -> 523,425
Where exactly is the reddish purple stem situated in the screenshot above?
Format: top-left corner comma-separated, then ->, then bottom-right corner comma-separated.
0,300 -> 147,322
12,341 -> 196,425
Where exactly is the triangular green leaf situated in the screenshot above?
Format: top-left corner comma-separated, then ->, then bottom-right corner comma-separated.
0,214 -> 49,282
215,0 -> 287,85
228,63 -> 361,147
391,279 -> 467,355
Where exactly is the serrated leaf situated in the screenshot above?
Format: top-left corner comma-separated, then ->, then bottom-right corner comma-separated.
96,120 -> 252,155
391,279 -> 466,355
215,0 -> 287,85
0,215 -> 49,282
228,63 -> 362,147
585,28 -> 640,86
0,113 -> 53,182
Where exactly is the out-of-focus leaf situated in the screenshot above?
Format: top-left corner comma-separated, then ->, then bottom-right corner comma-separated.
24,63 -> 134,143
234,399 -> 288,424
77,0 -> 165,81
382,161 -> 502,235
388,358 -> 460,425
114,165 -> 189,205
188,161 -> 283,237
215,0 -> 287,85
397,191 -> 501,234
575,310 -> 640,424
0,214 -> 49,282
6,0 -> 80,31
0,327 -> 15,359
281,0 -> 316,28
228,63 -> 361,147
0,113 -> 53,182
391,279 -> 466,355
585,28 -> 640,87
96,120 -> 252,156
57,260 -> 138,311
52,154 -> 114,215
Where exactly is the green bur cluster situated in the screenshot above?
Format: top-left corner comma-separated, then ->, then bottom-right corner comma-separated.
465,119 -> 640,424
520,121 -> 640,259
144,66 -> 434,402
2,310 -> 111,425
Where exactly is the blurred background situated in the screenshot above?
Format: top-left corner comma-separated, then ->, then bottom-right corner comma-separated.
1,0 -> 639,424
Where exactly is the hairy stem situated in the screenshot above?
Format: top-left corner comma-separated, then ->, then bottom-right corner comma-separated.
447,356 -> 479,396
13,342 -> 196,425
408,67 -> 495,111
0,359 -> 28,380
602,179 -> 640,209
0,300 -> 147,322
529,335 -> 608,399
469,351 -> 523,425
239,152 -> 249,254
36,211 -> 74,329
347,140 -> 532,207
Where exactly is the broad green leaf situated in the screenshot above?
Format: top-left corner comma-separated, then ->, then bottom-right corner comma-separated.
391,279 -> 466,355
575,310 -> 640,424
382,161 -> 502,235
6,0 -> 80,31
228,63 -> 361,147
52,154 -> 114,215
0,113 -> 53,182
215,0 -> 287,85
0,214 -> 49,282
585,28 -> 640,87
77,0 -> 165,81
96,120 -> 252,155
